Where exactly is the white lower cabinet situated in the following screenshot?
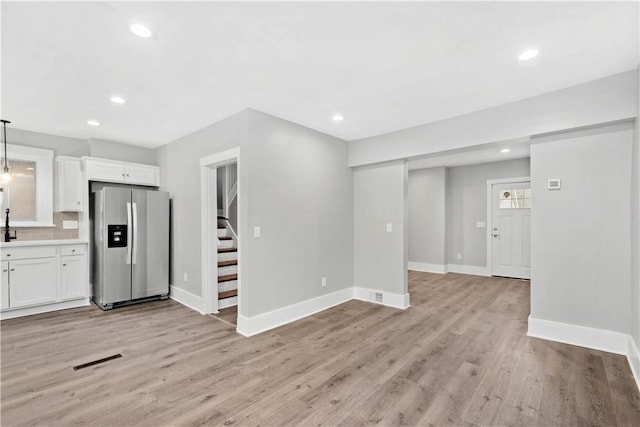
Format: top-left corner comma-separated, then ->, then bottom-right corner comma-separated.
9,257 -> 58,308
1,262 -> 8,310
1,242 -> 88,319
60,255 -> 86,300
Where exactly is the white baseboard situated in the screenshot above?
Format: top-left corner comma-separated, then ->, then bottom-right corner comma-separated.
446,264 -> 490,276
1,298 -> 90,320
527,315 -> 630,355
237,288 -> 353,337
353,287 -> 410,309
169,285 -> 206,315
628,335 -> 640,392
528,315 -> 640,392
407,262 -> 491,277
408,262 -> 446,274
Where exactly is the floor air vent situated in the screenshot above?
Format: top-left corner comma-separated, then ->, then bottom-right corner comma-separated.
73,354 -> 122,370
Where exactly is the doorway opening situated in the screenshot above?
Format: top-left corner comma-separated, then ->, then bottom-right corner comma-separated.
200,147 -> 241,324
486,177 -> 531,279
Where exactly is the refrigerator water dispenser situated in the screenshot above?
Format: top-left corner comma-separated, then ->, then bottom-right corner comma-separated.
107,225 -> 128,248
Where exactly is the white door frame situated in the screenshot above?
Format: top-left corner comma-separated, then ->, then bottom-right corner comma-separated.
486,176 -> 531,277
200,147 -> 241,315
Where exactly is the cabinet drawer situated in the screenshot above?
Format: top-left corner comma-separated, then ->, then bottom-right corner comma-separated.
61,245 -> 86,256
1,246 -> 56,260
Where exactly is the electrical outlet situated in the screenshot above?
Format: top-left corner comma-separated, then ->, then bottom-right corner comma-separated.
386,223 -> 392,232
321,277 -> 327,287
456,253 -> 462,260
184,272 -> 189,282
254,226 -> 261,238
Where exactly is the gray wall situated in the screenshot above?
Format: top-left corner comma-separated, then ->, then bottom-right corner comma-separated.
445,158 -> 530,266
632,66 -> 640,364
408,167 -> 446,265
7,128 -> 88,157
530,122 -> 633,334
155,109 -> 354,318
8,128 -> 156,164
354,160 -> 408,295
154,111 -> 247,296
241,110 -> 353,317
349,70 -> 638,167
89,138 -> 156,165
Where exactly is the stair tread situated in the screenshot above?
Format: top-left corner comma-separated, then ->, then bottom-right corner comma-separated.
218,236 -> 233,240
218,260 -> 238,267
218,247 -> 237,253
218,273 -> 238,282
218,289 -> 237,299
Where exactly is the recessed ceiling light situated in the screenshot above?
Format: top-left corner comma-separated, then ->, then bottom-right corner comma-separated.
332,115 -> 344,122
130,23 -> 153,38
501,148 -> 510,153
87,120 -> 101,126
110,96 -> 126,104
518,49 -> 539,61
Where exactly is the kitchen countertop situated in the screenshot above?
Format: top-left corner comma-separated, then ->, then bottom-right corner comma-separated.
0,239 -> 88,248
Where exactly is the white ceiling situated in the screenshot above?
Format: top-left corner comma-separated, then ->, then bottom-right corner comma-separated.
1,1 -> 638,148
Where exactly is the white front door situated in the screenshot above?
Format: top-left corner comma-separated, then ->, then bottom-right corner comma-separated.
491,182 -> 531,279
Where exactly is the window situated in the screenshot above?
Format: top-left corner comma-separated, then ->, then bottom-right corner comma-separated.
499,188 -> 531,209
0,144 -> 53,226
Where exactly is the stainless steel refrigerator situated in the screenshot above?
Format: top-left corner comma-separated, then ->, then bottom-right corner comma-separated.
92,187 -> 169,310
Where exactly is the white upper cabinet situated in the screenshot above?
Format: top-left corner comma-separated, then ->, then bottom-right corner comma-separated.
123,163 -> 158,185
83,157 -> 159,187
55,156 -> 84,212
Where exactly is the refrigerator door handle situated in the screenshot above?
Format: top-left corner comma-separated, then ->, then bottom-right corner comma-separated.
126,202 -> 132,265
132,202 -> 138,265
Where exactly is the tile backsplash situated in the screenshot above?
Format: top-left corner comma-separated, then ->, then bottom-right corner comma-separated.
5,212 -> 80,241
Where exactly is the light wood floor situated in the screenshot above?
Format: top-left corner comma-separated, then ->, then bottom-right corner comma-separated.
211,305 -> 238,326
2,272 -> 639,426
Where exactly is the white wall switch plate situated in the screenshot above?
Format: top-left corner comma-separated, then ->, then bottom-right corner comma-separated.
386,223 -> 392,232
476,221 -> 486,228
321,277 -> 327,287
548,178 -> 561,190
62,220 -> 78,229
254,226 -> 261,238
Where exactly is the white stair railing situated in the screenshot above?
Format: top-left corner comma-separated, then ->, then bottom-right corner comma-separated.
225,163 -> 238,218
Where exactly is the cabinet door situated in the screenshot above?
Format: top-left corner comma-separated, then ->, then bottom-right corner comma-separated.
85,160 -> 126,183
56,158 -> 84,211
124,164 -> 159,186
1,261 -> 8,310
60,255 -> 86,300
9,258 -> 57,308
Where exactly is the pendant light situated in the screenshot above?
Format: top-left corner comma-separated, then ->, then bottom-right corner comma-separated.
1,119 -> 10,184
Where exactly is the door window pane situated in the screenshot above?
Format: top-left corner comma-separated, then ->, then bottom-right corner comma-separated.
499,188 -> 531,209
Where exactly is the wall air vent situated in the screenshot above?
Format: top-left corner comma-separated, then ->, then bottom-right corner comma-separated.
375,292 -> 383,303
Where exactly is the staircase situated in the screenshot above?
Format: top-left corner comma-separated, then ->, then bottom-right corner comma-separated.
217,220 -> 238,308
